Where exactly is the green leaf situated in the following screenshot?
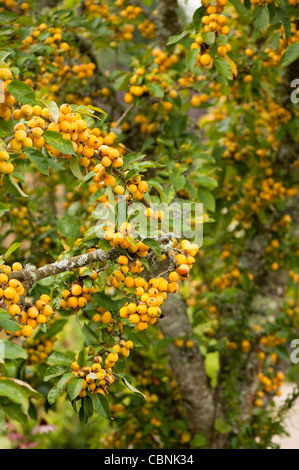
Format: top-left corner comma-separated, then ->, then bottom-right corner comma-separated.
170,172 -> 186,191
193,6 -> 206,30
92,292 -> 129,312
147,82 -> 164,98
8,175 -> 28,197
0,12 -> 18,24
44,364 -> 67,382
83,395 -> 94,418
77,348 -> 86,368
67,377 -> 84,401
121,376 -> 146,399
229,0 -> 250,23
3,341 -> 28,360
57,216 -> 80,238
214,57 -> 233,80
7,80 -> 35,105
93,393 -> 112,418
198,188 -> 215,212
7,378 -> 41,398
70,156 -> 84,180
0,312 -> 21,333
190,433 -> 207,448
167,30 -> 189,46
47,386 -> 60,406
48,351 -> 72,366
252,5 -> 269,32
147,179 -> 164,198
36,98 -> 59,123
215,418 -> 232,434
122,152 -> 144,168
281,43 -> 299,67
142,238 -> 162,258
43,131 -> 76,155
185,48 -> 199,71
46,319 -> 67,338
23,148 -> 49,175
4,242 -> 22,259
0,379 -> 29,414
47,372 -> 75,404
194,174 -> 218,190
276,7 -> 291,41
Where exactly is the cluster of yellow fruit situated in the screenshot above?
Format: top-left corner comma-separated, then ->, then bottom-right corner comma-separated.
253,97 -> 292,149
138,19 -> 156,39
120,4 -> 142,19
190,93 -> 209,108
152,46 -> 181,73
0,66 -> 15,122
7,293 -> 53,338
70,341 -> 133,397
254,371 -> 285,406
19,23 -> 97,104
0,263 -> 24,314
222,133 -> 252,162
60,275 -> 98,312
25,334 -> 55,364
250,0 -> 274,6
191,0 -> 231,68
11,102 -> 123,171
103,224 -> 149,255
134,114 -> 157,134
260,335 -> 286,349
265,16 -> 299,67
0,150 -> 14,176
212,268 -> 243,290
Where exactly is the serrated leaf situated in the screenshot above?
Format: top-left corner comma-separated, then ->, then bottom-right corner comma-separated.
23,148 -> 49,175
48,351 -> 72,366
167,30 -> 189,46
7,80 -> 35,105
70,156 -> 84,180
0,378 -> 29,414
281,43 -> 299,67
3,341 -> 27,360
93,393 -> 111,418
147,82 -> 164,98
185,48 -> 199,71
37,98 -> 59,123
67,377 -> 83,401
8,175 -> 28,197
44,364 -> 67,382
43,131 -> 76,155
252,5 -> 269,32
4,242 -> 22,259
0,12 -> 18,24
214,57 -> 233,80
142,237 -> 162,258
229,0 -> 250,23
121,376 -> 146,399
0,312 -> 21,333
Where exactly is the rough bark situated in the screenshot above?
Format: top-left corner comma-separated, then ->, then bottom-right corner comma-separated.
159,294 -> 215,440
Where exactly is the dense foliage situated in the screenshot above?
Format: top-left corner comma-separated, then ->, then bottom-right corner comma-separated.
0,0 -> 298,449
